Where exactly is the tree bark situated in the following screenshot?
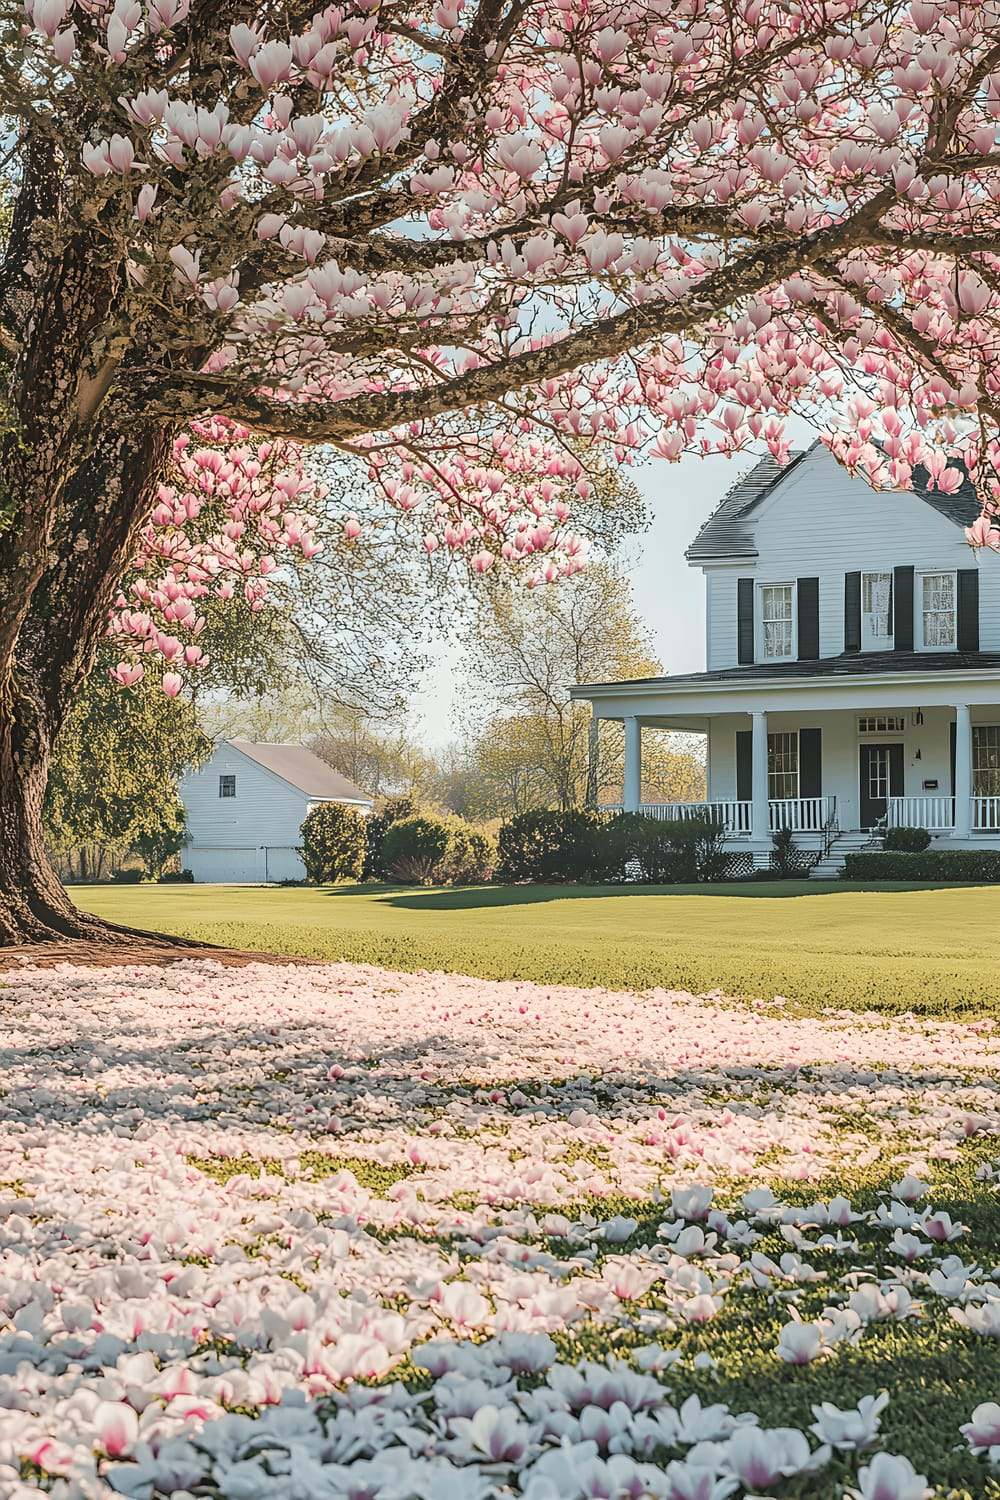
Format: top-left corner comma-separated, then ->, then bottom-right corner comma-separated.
0,412 -> 181,947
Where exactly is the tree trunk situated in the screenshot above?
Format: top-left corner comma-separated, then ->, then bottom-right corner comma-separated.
0,688 -> 97,942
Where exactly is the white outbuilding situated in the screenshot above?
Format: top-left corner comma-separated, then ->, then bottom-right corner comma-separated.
179,739 -> 373,883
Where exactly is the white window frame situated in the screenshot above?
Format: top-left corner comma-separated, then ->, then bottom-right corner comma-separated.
857,714 -> 906,735
973,726 -> 1000,798
757,581 -> 796,662
767,731 -> 799,801
861,571 -> 893,652
917,570 -> 957,652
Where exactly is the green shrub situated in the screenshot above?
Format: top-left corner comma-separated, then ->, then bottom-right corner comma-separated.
379,814 -> 493,885
158,868 -> 194,883
300,802 -> 367,883
496,810 -> 607,883
769,825 -> 817,878
843,849 -> 1000,882
884,825 -> 932,852
496,809 -> 727,884
111,867 -> 144,883
438,823 -> 496,884
363,795 -> 419,880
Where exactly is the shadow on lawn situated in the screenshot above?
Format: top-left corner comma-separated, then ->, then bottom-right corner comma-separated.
328,879 -> 989,912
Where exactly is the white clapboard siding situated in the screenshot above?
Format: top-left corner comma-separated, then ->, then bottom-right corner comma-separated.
704,444 -> 988,669
180,745 -> 313,850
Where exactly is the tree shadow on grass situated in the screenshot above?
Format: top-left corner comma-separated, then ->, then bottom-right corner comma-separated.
348,880 -> 990,912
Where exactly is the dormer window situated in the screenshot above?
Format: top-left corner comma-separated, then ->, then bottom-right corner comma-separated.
919,571 -> 956,650
759,583 -> 795,660
861,572 -> 893,650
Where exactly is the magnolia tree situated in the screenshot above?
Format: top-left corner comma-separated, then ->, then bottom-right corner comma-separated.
4,0 -> 1000,943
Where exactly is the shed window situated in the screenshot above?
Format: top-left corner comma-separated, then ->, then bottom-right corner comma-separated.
219,775 -> 236,798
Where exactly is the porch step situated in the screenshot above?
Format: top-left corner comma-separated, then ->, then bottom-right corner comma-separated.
808,831 -> 874,880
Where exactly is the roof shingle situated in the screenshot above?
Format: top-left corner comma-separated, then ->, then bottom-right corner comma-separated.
228,740 -> 372,802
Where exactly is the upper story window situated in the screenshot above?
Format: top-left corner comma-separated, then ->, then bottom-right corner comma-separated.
919,571 -> 956,650
219,775 -> 236,798
862,572 -> 893,650
759,583 -> 795,660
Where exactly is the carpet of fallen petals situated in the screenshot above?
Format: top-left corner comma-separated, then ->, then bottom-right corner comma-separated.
2,960 -> 1000,1499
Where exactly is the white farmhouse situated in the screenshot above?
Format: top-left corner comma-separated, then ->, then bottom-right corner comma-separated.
179,740 -> 373,883
572,441 -> 1000,876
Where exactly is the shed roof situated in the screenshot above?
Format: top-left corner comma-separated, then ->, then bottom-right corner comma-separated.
227,740 -> 372,802
685,441 -> 981,561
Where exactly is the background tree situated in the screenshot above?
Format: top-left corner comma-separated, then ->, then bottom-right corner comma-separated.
457,562 -> 704,812
44,671 -> 211,881
8,2 -> 1000,941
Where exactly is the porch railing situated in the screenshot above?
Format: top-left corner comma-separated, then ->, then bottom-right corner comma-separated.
768,796 -> 836,832
613,799 -> 753,834
973,796 -> 1000,830
887,796 -> 954,831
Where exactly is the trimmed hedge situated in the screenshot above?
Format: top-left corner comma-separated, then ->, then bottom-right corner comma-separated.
496,809 -> 728,884
843,849 -> 1000,882
300,802 -> 367,883
884,826 -> 932,853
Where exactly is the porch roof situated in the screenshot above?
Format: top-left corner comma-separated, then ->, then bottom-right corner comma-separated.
573,650 -> 1000,694
571,651 -> 1000,726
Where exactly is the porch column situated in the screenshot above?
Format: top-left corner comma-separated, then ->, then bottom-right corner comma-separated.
585,713 -> 599,810
953,703 -> 972,838
751,709 -> 769,842
623,716 -> 641,812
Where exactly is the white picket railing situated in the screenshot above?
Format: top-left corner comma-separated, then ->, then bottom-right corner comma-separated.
973,796 -> 1000,831
768,796 -> 836,832
599,800 -> 752,833
887,796 -> 954,831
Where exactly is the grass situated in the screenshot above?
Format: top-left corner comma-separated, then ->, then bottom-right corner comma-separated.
77,879 -> 1000,1019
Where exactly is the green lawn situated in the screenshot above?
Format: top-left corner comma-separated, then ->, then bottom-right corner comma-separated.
77,879 -> 1000,1018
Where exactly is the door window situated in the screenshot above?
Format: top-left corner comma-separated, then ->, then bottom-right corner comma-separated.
866,746 -> 889,803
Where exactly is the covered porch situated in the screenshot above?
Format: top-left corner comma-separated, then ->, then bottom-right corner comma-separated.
572,661 -> 1000,849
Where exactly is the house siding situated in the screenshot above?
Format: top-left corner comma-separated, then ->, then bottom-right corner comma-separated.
702,446 -> 987,669
180,746 -> 313,882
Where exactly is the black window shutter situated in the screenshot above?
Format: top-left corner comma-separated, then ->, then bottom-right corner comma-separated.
950,719 -> 957,796
797,577 -> 820,660
844,571 -> 861,653
957,569 -> 980,652
893,566 -> 914,651
736,730 -> 752,801
737,578 -> 754,664
799,728 -> 822,798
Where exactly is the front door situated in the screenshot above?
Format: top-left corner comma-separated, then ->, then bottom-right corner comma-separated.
859,743 -> 904,828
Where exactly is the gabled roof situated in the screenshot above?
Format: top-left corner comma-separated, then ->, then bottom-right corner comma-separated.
685,440 -> 981,562
227,740 -> 372,803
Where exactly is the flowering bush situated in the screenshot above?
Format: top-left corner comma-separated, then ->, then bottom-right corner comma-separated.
300,802 -> 367,884
3,960 -> 1000,1495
